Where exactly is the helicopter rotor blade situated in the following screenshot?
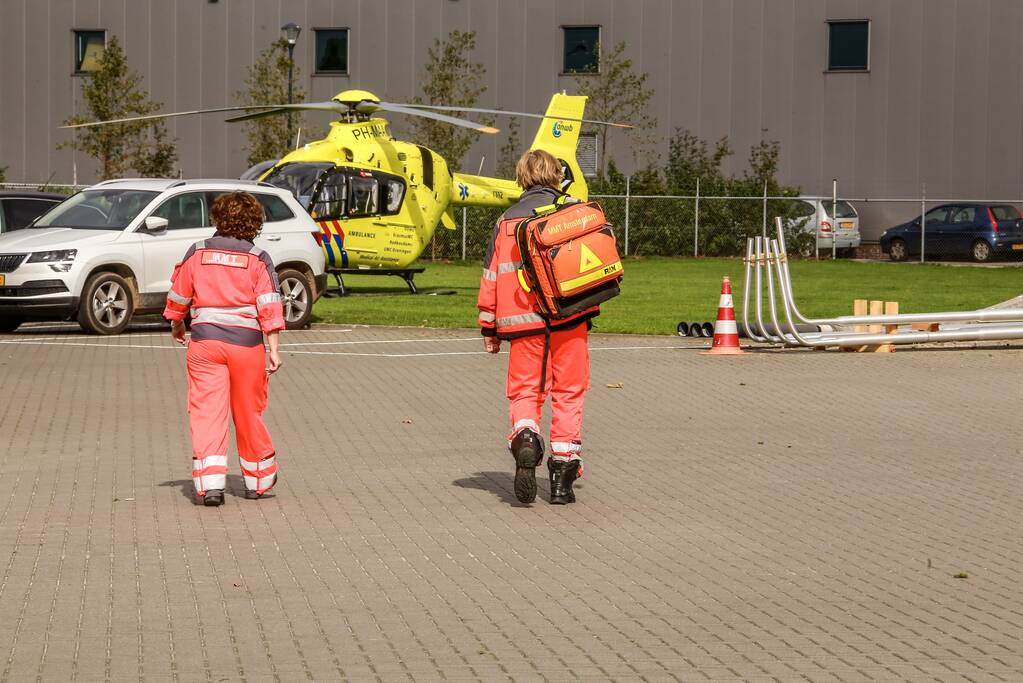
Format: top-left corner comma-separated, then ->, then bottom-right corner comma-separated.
389,103 -> 634,129
371,101 -> 500,134
60,101 -> 347,129
222,102 -> 346,123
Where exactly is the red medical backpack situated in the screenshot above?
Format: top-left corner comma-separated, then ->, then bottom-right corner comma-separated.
514,199 -> 623,320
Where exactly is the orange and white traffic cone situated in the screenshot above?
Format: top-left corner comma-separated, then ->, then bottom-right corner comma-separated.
702,276 -> 745,355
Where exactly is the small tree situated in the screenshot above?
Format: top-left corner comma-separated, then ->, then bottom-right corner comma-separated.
236,38 -> 308,167
60,36 -> 177,180
409,30 -> 492,171
664,128 -> 803,256
572,42 -> 657,175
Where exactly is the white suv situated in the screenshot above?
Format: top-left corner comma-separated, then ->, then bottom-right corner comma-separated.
0,179 -> 327,334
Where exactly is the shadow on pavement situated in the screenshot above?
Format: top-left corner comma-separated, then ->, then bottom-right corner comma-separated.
160,474 -> 268,504
452,471 -> 542,508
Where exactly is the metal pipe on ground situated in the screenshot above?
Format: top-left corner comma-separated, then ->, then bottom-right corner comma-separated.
676,322 -> 690,337
767,238 -> 1023,347
772,217 -> 1023,327
701,322 -> 715,337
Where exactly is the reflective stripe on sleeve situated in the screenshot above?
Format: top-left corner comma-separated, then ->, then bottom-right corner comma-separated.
481,269 -> 497,282
497,260 -> 522,274
167,290 -> 192,305
478,311 -> 496,323
256,292 -> 282,307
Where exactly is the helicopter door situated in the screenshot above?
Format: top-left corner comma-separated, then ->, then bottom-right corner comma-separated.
307,168 -> 350,267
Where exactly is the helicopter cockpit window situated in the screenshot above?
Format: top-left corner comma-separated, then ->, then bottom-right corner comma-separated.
310,171 -> 347,220
348,175 -> 380,217
382,177 -> 405,214
263,162 -> 334,208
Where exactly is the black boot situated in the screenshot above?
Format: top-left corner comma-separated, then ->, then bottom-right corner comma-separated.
547,459 -> 580,505
511,429 -> 544,503
203,489 -> 224,507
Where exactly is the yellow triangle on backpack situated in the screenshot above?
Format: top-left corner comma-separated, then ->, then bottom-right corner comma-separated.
579,243 -> 603,272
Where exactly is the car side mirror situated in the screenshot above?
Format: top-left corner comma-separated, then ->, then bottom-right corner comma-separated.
141,216 -> 169,235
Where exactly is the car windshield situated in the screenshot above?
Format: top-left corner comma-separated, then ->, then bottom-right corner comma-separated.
32,190 -> 159,230
823,200 -> 856,219
263,163 -> 334,208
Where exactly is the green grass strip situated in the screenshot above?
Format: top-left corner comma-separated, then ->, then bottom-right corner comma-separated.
312,258 -> 1022,336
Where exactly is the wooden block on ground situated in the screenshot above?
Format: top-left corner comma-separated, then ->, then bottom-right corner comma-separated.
842,299 -> 870,351
911,322 -> 940,332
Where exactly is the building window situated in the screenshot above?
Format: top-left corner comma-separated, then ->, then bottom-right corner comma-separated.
563,26 -> 599,74
74,30 -> 106,74
827,20 -> 869,71
315,29 -> 349,74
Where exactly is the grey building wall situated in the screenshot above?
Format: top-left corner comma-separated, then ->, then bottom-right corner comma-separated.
2,0 -> 1023,234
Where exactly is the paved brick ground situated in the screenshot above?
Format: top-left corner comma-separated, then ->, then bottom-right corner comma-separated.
0,321 -> 1021,682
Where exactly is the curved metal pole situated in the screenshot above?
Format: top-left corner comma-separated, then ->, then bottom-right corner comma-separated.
770,237 -> 1023,346
768,239 -> 816,345
773,217 -> 1023,327
753,237 -> 784,343
763,239 -> 795,343
741,238 -> 768,343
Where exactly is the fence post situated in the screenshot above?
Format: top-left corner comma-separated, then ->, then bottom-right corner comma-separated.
694,177 -> 700,257
624,175 -> 631,257
461,207 -> 467,260
762,179 -> 768,239
832,178 -> 838,260
920,185 -> 926,264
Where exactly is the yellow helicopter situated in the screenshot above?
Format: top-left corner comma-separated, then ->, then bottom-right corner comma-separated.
63,90 -> 629,279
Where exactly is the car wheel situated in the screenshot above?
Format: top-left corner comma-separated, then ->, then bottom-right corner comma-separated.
0,315 -> 24,333
971,239 -> 993,263
277,268 -> 313,330
78,271 -> 134,335
889,239 -> 908,262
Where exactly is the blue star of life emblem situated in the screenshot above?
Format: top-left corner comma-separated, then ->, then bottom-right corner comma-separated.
458,183 -> 469,200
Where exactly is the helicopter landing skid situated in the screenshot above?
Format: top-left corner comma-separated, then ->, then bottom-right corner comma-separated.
327,268 -> 425,296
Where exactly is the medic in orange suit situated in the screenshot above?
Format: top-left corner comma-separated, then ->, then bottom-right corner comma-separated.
163,192 -> 285,507
477,150 -> 600,505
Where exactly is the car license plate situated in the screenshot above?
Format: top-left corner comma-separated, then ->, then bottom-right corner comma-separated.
1013,244 -> 1023,251
840,221 -> 854,229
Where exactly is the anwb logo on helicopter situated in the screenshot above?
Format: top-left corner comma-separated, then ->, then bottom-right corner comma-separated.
551,120 -> 574,138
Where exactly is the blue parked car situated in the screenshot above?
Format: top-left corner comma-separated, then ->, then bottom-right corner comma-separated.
880,203 -> 1023,262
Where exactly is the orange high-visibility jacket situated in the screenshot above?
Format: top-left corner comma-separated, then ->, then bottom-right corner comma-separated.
163,235 -> 285,346
477,187 -> 599,339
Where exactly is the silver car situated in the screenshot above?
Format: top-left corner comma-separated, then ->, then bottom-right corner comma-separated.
789,198 -> 861,253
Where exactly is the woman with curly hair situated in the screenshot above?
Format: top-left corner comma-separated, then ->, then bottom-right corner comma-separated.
163,191 -> 285,506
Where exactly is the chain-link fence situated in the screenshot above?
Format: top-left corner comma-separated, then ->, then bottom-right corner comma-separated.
432,192 -> 1023,265
5,181 -> 1022,265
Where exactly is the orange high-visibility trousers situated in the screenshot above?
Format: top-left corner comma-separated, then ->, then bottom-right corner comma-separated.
186,339 -> 277,496
506,323 -> 589,463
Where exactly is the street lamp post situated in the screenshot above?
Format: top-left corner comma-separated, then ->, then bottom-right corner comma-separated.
281,22 -> 302,148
